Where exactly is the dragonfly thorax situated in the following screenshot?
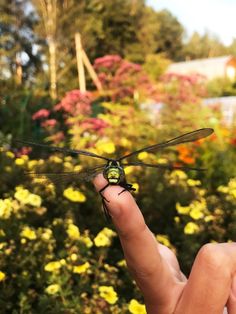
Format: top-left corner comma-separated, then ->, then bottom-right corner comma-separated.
103,160 -> 125,184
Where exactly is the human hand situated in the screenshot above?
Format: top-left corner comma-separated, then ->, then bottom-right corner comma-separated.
93,174 -> 236,314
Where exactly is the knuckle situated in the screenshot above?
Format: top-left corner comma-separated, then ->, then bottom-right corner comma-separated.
197,243 -> 231,278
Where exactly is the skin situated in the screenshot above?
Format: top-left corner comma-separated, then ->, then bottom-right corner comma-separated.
93,174 -> 236,314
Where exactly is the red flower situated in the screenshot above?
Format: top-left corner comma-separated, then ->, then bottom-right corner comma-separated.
230,138 -> 236,146
41,119 -> 57,128
32,109 -> 50,120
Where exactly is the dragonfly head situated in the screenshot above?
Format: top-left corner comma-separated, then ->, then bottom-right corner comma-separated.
103,160 -> 125,184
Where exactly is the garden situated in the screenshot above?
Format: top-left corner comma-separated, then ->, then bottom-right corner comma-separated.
1,1 -> 236,313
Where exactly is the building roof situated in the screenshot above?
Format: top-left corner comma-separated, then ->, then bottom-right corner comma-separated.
166,55 -> 236,80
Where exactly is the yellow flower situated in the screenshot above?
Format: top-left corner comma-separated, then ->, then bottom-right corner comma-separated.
174,216 -> 180,224
156,234 -> 171,247
218,185 -> 228,193
102,227 -> 116,237
74,165 -> 82,172
98,286 -> 118,304
96,141 -> 115,154
0,229 -> 5,236
60,259 -> 66,266
15,158 -> 25,166
187,179 -> 201,187
73,262 -> 90,274
120,138 -> 132,148
63,187 -> 86,202
80,235 -> 93,248
21,238 -> 26,244
64,161 -> 73,170
70,253 -> 77,261
27,194 -> 42,207
94,228 -> 116,247
49,155 -> 63,163
0,271 -> 6,282
67,223 -> 80,240
41,228 -> 52,241
6,151 -> 14,158
190,208 -> 204,220
45,284 -> 60,295
20,226 -> 37,240
117,259 -> 127,267
44,261 -> 61,272
138,152 -> 149,161
184,222 -> 200,234
28,160 -> 38,169
0,199 -> 12,219
171,170 -> 187,180
14,187 -> 30,204
176,202 -> 190,215
157,158 -> 168,164
94,233 -> 111,247
128,299 -> 146,314
204,215 -> 214,222
104,263 -> 118,272
124,166 -> 134,175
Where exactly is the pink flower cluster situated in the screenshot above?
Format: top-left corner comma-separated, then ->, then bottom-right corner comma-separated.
81,118 -> 108,133
54,90 -> 92,116
32,109 -> 50,120
160,73 -> 207,107
94,55 -> 122,70
41,119 -> 57,128
94,54 -> 155,101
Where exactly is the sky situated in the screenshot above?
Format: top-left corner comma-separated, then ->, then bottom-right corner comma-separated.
147,0 -> 236,46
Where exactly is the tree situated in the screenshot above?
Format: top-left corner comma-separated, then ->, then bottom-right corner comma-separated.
154,9 -> 184,61
32,0 -> 58,99
0,0 -> 41,84
182,31 -> 227,60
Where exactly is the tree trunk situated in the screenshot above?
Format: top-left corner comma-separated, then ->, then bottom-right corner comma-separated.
48,37 -> 57,99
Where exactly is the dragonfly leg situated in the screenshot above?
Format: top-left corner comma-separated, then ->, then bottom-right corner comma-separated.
118,182 -> 136,195
99,183 -> 113,221
102,198 -> 111,221
99,183 -> 110,202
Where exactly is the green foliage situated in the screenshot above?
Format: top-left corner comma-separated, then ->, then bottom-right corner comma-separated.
207,77 -> 236,97
182,31 -> 228,61
143,53 -> 171,80
154,9 -> 184,61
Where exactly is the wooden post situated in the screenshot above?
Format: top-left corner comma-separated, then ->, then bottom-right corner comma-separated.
15,53 -> 22,85
82,50 -> 102,91
75,33 -> 86,92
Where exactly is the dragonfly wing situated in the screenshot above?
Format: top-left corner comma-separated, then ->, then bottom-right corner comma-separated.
14,139 -> 109,161
123,161 -> 206,171
24,165 -> 105,186
119,128 -> 214,160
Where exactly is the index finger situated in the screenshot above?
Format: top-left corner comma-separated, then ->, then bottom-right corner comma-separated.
93,174 -> 180,308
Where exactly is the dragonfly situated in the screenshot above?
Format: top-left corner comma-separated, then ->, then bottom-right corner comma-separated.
15,128 -> 214,219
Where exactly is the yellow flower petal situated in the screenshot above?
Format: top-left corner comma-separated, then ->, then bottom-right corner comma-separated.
44,261 -> 61,272
73,262 -> 90,274
20,227 -> 37,240
0,271 -> 6,282
45,284 -> 60,295
63,187 -> 86,202
128,299 -> 146,314
67,223 -> 80,240
94,233 -> 111,247
98,286 -> 118,304
184,222 -> 200,234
